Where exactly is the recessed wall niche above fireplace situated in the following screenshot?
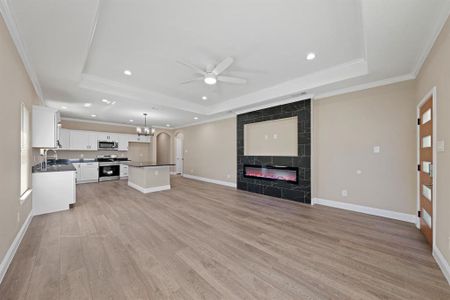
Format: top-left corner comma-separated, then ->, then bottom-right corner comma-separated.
237,99 -> 311,203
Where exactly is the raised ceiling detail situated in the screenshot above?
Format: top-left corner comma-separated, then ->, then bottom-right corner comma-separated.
6,0 -> 450,127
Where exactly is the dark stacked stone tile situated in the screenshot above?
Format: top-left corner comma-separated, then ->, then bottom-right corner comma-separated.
237,99 -> 311,204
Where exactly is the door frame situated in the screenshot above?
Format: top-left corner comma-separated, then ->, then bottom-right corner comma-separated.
175,133 -> 184,175
416,86 -> 437,250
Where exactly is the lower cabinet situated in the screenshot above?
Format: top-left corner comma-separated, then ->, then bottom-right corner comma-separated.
73,162 -> 99,183
120,164 -> 129,178
32,170 -> 76,215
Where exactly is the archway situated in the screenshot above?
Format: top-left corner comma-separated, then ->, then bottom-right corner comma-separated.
156,132 -> 171,164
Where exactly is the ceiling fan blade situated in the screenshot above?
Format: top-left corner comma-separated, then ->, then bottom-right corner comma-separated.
177,61 -> 207,75
212,57 -> 234,75
217,75 -> 247,84
180,77 -> 204,84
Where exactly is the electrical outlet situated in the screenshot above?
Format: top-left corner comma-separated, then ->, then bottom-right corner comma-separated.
437,140 -> 445,152
226,174 -> 231,179
356,170 -> 362,175
373,146 -> 381,154
341,190 -> 348,197
154,170 -> 159,175
264,134 -> 269,140
80,154 -> 84,158
273,134 -> 278,139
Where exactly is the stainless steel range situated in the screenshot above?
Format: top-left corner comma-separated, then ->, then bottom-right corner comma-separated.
97,155 -> 120,181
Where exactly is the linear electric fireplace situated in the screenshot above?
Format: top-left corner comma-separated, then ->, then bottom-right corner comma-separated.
244,165 -> 298,184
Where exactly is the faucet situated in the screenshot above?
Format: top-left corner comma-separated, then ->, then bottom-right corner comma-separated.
41,149 -> 58,170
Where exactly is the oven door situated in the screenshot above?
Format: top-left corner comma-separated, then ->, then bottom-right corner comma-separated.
98,164 -> 120,181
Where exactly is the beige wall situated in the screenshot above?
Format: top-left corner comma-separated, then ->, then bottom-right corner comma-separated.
61,119 -> 136,134
156,132 -> 171,164
244,117 -> 298,156
176,118 -> 236,183
0,16 -> 39,263
416,17 -> 450,265
313,81 -> 417,214
128,142 -> 152,162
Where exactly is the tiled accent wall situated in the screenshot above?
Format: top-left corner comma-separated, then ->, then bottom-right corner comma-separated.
237,99 -> 311,203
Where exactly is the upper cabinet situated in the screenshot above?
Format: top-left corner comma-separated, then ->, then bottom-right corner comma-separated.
54,128 -> 151,151
69,130 -> 98,151
58,128 -> 71,150
97,132 -> 119,142
32,106 -> 60,148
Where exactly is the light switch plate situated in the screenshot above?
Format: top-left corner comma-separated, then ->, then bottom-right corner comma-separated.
437,140 -> 445,152
341,190 -> 348,197
373,146 -> 381,154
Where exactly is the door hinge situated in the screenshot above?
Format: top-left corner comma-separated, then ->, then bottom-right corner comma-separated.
418,210 -> 421,218
418,118 -> 421,125
417,164 -> 421,172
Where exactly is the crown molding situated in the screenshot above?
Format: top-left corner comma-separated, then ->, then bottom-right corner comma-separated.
412,3 -> 450,77
0,0 -> 45,105
314,73 -> 415,100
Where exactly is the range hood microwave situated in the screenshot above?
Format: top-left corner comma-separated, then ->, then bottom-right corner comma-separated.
98,140 -> 118,151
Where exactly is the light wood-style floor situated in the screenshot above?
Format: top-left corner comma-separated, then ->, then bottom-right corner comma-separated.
1,176 -> 449,299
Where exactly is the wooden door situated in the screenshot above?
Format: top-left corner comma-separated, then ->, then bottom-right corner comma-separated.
419,97 -> 433,246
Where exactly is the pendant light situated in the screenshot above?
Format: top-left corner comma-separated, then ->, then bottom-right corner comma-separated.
136,113 -> 155,136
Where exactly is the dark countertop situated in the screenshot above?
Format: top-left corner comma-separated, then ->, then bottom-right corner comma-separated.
125,162 -> 175,168
32,163 -> 76,173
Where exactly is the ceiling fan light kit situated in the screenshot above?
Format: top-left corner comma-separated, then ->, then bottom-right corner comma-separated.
204,74 -> 217,85
179,56 -> 247,86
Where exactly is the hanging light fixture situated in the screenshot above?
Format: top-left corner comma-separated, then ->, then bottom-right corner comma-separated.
136,113 -> 155,136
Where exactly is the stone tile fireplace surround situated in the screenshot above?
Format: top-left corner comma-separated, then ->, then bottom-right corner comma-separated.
237,99 -> 311,203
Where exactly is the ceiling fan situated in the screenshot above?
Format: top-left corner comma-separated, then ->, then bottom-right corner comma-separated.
178,57 -> 247,85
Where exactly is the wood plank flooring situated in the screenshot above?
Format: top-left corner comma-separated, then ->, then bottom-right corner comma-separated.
1,176 -> 449,299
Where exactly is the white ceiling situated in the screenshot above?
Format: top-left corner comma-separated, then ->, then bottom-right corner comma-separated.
5,0 -> 450,127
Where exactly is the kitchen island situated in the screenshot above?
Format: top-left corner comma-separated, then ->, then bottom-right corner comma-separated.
125,162 -> 175,193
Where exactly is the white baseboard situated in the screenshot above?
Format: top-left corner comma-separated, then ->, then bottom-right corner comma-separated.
128,181 -> 171,193
312,198 -> 418,224
182,174 -> 237,188
433,246 -> 450,285
0,211 -> 33,284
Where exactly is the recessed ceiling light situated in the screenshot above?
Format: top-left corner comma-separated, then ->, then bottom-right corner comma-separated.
202,96 -> 208,100
166,124 -> 171,127
306,52 -> 316,61
90,114 -> 97,117
101,99 -> 110,104
194,117 -> 199,120
129,119 -> 134,123
123,70 -> 132,76
84,103 -> 92,107
61,106 -> 67,109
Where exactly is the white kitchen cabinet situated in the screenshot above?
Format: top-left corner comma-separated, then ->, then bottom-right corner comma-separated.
118,134 -> 130,151
97,132 -> 118,142
73,162 -> 99,183
32,105 -> 60,148
120,164 -> 129,178
129,134 -> 151,143
32,170 -> 76,215
58,128 -> 71,149
69,130 -> 97,150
